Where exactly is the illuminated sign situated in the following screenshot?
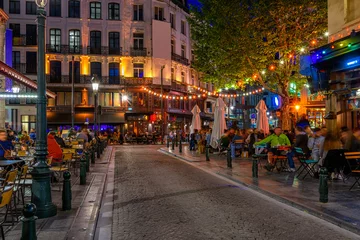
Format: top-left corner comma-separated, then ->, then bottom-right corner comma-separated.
274,97 -> 279,107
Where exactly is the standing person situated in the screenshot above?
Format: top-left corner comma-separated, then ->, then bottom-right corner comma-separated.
0,130 -> 13,159
308,128 -> 325,178
254,127 -> 291,171
189,129 -> 198,151
205,129 -> 212,146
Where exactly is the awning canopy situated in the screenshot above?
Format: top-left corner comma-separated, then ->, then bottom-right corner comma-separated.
0,61 -> 56,98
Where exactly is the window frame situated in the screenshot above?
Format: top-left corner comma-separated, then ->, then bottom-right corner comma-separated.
49,28 -> 61,53
90,2 -> 102,19
26,1 -> 37,15
49,0 -> 62,17
170,13 -> 176,29
109,32 -> 120,54
108,2 -> 120,20
181,45 -> 186,58
133,33 -> 144,49
50,61 -> 62,83
109,62 -> 120,84
133,63 -> 144,78
133,4 -> 144,21
69,29 -> 81,54
181,20 -> 186,35
181,71 -> 185,83
69,61 -> 80,83
12,51 -> 20,71
9,0 -> 20,14
90,62 -> 102,77
154,6 -> 164,20
68,0 -> 80,18
26,24 -> 37,46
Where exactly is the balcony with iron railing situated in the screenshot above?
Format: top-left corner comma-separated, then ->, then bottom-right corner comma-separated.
45,75 -> 153,86
108,47 -> 122,55
130,48 -> 147,57
46,45 -> 83,54
171,53 -> 189,66
13,35 -> 37,46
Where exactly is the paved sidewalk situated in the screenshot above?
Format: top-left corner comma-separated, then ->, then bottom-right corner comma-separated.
5,146 -> 114,240
160,145 -> 360,235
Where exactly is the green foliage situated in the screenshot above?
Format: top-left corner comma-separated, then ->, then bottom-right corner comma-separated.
189,0 -> 327,97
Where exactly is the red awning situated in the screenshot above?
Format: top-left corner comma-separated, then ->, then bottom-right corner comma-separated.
0,61 -> 56,98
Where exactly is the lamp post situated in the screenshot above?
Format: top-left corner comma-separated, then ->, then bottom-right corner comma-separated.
71,55 -> 75,128
91,75 -> 100,131
30,0 -> 57,219
160,65 -> 165,144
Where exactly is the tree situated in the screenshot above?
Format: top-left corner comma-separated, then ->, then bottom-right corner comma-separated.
189,0 -> 327,130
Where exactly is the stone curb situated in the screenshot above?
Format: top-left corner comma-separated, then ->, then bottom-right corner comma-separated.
160,148 -> 360,236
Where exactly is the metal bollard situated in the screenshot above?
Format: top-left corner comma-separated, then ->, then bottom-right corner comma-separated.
62,171 -> 72,211
172,139 -> 175,150
179,139 -> 182,153
97,143 -> 101,159
91,146 -> 95,164
85,151 -> 90,172
20,203 -> 38,240
227,148 -> 232,168
319,167 -> 328,203
252,158 -> 258,178
206,146 -> 210,161
80,156 -> 87,185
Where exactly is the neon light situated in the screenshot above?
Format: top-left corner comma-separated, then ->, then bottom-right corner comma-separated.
347,60 -> 358,66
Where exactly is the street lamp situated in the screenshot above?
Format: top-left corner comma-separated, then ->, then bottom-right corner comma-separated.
31,0 -> 57,219
160,65 -> 165,144
91,75 -> 100,131
11,83 -> 20,93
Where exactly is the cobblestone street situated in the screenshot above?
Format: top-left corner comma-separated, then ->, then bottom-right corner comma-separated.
112,146 -> 359,240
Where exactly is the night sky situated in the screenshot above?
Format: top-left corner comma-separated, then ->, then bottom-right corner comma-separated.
188,0 -> 201,8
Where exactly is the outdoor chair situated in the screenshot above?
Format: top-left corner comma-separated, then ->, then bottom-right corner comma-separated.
0,185 -> 15,238
295,147 -> 318,179
48,157 -> 69,191
344,151 -> 360,190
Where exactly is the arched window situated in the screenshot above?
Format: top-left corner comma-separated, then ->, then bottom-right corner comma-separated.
108,3 -> 120,20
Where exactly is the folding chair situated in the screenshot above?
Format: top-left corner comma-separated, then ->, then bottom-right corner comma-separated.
294,147 -> 318,179
344,152 -> 360,190
49,158 -> 69,191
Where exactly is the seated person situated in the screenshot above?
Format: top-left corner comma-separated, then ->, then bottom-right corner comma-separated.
254,127 -> 291,171
0,129 -> 14,159
47,132 -> 63,164
231,130 -> 243,158
287,126 -> 309,172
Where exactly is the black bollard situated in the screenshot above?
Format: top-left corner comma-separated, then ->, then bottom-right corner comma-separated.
91,146 -> 95,164
171,139 -> 175,150
80,156 -> 87,185
206,146 -> 210,161
227,148 -> 232,168
252,158 -> 258,178
319,167 -> 328,203
21,203 -> 38,240
179,139 -> 182,153
62,171 -> 72,211
85,151 -> 90,172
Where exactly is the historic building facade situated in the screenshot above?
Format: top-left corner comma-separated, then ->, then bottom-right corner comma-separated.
2,0 -> 213,134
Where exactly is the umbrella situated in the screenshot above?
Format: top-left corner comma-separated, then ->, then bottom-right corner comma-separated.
256,99 -> 269,135
190,105 -> 201,134
210,98 -> 227,148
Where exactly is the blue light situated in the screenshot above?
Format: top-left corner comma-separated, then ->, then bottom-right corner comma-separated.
322,50 -> 326,54
347,60 -> 358,66
274,97 -> 279,107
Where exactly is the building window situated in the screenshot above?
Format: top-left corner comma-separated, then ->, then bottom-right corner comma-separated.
181,45 -> 186,58
49,0 -> 61,17
133,33 -> 144,49
91,62 -> 102,77
154,7 -> 164,20
181,72 -> 185,83
68,0 -> 80,18
171,68 -> 175,80
133,4 -> 143,21
49,29 -> 61,53
181,20 -> 186,35
26,1 -> 36,15
9,24 -> 20,45
9,0 -> 20,14
90,2 -> 101,19
90,31 -> 101,54
171,39 -> 175,53
109,63 -> 120,84
26,24 -> 37,45
191,75 -> 195,85
69,29 -> 80,53
191,49 -> 195,62
0,1 -> 3,9
26,52 -> 37,74
108,3 -> 119,20
170,13 -> 175,29
21,115 -> 36,133
12,51 -> 20,71
56,92 -> 72,106
109,32 -> 120,55
69,61 -> 80,83
50,61 -> 62,83
133,63 -> 144,78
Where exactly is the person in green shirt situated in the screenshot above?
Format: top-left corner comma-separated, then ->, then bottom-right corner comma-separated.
254,127 -> 291,171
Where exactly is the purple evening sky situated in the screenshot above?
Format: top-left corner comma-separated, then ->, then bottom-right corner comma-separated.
188,0 -> 201,7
